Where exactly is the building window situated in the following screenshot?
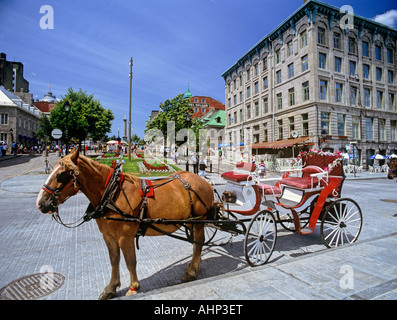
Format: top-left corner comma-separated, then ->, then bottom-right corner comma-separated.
254,102 -> 259,117
348,37 -> 357,54
0,113 -> 8,125
254,81 -> 259,94
319,53 -> 326,69
275,50 -> 281,64
335,57 -> 342,72
388,70 -> 394,84
301,113 -> 309,136
364,88 -> 371,108
302,81 -> 309,101
379,118 -> 386,140
228,98 -> 231,108
233,95 -> 237,105
263,97 -> 268,114
375,45 -> 382,60
365,117 -> 373,140
263,77 -> 268,90
350,87 -> 357,105
352,116 -> 360,139
246,104 -> 251,119
277,93 -> 282,110
277,119 -> 283,139
349,61 -> 356,76
321,112 -> 330,135
239,109 -> 243,122
254,64 -> 259,76
377,91 -> 384,108
0,133 -> 7,142
301,55 -> 308,72
334,33 -> 341,49
287,41 -> 293,57
337,114 -> 346,136
318,27 -> 325,45
389,93 -> 395,111
289,116 -> 295,136
320,80 -> 327,100
391,120 -> 397,141
376,67 -> 382,82
363,64 -> 370,79
362,41 -> 369,57
276,70 -> 282,84
263,57 -> 268,71
300,30 -> 307,48
247,86 -> 251,98
336,83 -> 343,103
233,111 -> 237,124
288,88 -> 295,106
239,91 -> 243,102
288,63 -> 294,78
263,123 -> 268,142
247,69 -> 251,81
228,113 -> 231,126
387,49 -> 394,63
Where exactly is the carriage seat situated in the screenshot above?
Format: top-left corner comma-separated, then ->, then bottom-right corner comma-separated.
221,162 -> 256,183
258,183 -> 281,195
280,166 -> 327,190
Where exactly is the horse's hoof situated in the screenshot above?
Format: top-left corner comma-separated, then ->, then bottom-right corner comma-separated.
182,271 -> 197,282
99,291 -> 116,300
126,288 -> 138,296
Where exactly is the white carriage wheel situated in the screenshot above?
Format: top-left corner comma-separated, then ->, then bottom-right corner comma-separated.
320,198 -> 363,248
244,210 -> 277,267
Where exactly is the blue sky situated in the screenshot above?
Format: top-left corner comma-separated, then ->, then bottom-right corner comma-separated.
1,0 -> 396,139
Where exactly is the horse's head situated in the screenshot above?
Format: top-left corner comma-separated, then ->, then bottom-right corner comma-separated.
387,158 -> 397,180
36,149 -> 81,213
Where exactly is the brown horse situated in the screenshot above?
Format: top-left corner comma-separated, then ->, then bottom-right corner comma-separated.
387,158 -> 397,180
36,149 -> 214,299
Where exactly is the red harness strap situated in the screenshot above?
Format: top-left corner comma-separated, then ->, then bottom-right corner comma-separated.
139,179 -> 154,198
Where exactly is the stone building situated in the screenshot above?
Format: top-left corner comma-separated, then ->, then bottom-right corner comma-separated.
0,86 -> 42,150
222,0 -> 397,167
0,53 -> 29,94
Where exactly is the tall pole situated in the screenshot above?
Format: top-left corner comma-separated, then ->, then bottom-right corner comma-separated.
128,57 -> 133,161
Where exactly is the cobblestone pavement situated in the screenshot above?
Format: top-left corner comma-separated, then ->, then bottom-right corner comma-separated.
0,154 -> 396,301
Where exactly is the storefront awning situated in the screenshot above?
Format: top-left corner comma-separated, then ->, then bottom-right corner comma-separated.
252,136 -> 312,149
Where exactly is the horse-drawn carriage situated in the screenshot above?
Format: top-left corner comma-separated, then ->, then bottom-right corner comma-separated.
36,149 -> 363,299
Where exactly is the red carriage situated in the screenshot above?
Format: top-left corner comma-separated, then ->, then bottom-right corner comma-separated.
218,150 -> 363,266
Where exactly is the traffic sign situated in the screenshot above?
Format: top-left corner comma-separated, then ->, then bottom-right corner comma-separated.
51,129 -> 62,139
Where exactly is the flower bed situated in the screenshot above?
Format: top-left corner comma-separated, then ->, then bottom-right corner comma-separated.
137,159 -> 176,173
97,152 -> 123,160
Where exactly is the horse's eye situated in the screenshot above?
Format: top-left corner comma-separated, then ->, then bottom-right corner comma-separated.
56,172 -> 70,184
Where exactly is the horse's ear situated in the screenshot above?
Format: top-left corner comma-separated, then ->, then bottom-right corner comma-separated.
70,148 -> 79,164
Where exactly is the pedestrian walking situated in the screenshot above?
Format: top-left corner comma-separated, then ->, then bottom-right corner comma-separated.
198,156 -> 207,178
191,153 -> 199,174
2,142 -> 7,156
258,159 -> 266,179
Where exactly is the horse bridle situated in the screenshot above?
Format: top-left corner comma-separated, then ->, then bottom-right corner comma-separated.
41,168 -> 81,212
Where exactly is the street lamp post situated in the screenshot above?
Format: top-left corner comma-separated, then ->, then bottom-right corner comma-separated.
64,100 -> 70,155
184,112 -> 191,171
128,57 -> 133,161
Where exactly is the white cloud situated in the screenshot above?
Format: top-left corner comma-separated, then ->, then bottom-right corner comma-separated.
373,9 -> 397,28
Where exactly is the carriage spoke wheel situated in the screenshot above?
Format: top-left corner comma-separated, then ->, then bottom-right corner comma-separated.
244,210 -> 277,267
277,210 -> 310,232
203,223 -> 218,245
320,198 -> 362,248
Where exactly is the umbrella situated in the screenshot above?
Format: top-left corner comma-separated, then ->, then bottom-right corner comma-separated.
386,154 -> 397,158
235,142 -> 244,146
370,154 -> 385,159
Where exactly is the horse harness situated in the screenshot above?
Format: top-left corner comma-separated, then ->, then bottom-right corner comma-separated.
82,162 -> 210,245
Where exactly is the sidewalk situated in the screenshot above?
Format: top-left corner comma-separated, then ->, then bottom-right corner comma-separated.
123,232 -> 397,300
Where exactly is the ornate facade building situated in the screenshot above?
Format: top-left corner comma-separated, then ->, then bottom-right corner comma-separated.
222,0 -> 397,166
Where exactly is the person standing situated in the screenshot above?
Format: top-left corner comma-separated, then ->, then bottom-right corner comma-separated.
198,156 -> 207,178
258,159 -> 267,179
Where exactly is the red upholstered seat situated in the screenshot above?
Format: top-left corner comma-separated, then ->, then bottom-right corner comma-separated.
281,176 -> 327,189
258,183 -> 281,195
221,171 -> 252,183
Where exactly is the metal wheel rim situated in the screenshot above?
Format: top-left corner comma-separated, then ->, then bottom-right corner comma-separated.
321,198 -> 362,248
244,210 -> 277,267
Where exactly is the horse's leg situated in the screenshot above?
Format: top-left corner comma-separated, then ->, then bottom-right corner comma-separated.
182,223 -> 204,282
119,236 -> 140,296
99,234 -> 121,300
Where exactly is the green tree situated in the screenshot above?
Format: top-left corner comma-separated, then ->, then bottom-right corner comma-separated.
50,88 -> 114,148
